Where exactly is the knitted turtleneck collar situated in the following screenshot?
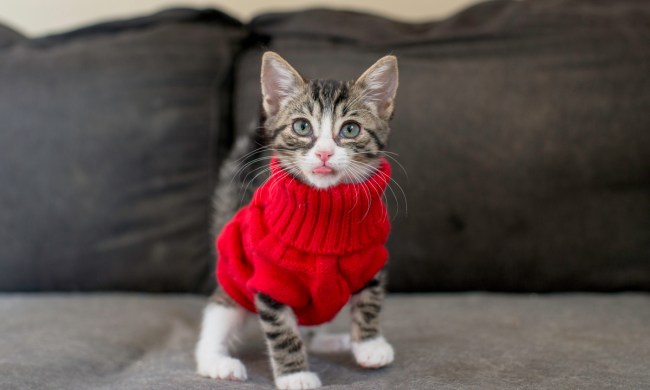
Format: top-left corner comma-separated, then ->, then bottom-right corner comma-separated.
252,158 -> 391,256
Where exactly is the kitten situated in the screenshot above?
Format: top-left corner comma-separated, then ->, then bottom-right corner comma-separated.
196,52 -> 399,390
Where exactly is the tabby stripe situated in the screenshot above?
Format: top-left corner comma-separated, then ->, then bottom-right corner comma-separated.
357,302 -> 381,312
258,293 -> 283,309
333,88 -> 349,111
304,100 -> 314,114
361,310 -> 378,323
266,331 -> 284,340
365,278 -> 381,288
359,324 -> 379,335
311,83 -> 323,111
259,310 -> 281,325
287,343 -> 304,354
365,128 -> 385,150
274,337 -> 301,351
271,124 -> 288,140
281,360 -> 305,371
275,340 -> 304,354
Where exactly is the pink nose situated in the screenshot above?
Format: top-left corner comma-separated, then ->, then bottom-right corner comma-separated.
316,150 -> 333,162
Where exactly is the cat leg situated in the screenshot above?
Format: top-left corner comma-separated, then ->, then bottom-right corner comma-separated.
255,293 -> 321,390
195,288 -> 248,381
350,271 -> 394,368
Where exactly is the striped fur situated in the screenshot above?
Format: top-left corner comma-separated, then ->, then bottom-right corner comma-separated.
351,272 -> 387,342
255,293 -> 310,377
198,52 -> 398,389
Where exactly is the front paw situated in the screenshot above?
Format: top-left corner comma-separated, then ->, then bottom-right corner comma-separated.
197,355 -> 248,381
275,371 -> 322,390
352,336 -> 394,368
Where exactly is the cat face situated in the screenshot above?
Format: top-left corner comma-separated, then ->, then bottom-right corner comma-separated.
260,52 -> 399,189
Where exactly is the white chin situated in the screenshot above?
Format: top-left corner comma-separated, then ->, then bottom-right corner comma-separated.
306,173 -> 342,189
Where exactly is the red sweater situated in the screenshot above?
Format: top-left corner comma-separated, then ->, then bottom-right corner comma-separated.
216,158 -> 391,325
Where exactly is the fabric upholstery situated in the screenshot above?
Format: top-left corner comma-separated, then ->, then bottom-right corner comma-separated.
234,0 -> 650,292
1,3 -> 648,390
0,2 -> 648,294
0,9 -> 244,292
1,293 -> 648,389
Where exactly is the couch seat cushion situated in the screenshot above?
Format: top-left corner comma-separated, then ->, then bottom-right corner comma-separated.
1,293 -> 648,389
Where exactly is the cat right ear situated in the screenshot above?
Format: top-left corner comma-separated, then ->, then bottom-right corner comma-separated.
354,55 -> 399,121
261,52 -> 305,116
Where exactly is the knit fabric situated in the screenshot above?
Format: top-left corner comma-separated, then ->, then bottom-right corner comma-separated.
216,158 -> 391,325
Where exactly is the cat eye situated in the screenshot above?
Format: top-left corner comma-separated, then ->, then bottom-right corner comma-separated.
340,122 -> 361,138
292,119 -> 312,136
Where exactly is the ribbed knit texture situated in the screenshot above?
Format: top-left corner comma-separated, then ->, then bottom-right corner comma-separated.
216,158 -> 391,325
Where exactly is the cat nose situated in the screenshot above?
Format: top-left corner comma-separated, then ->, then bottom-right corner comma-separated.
316,150 -> 333,163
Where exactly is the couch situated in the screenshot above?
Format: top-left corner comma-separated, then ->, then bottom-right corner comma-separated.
1,1 -> 649,389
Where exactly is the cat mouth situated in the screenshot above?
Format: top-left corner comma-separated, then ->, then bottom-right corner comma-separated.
312,166 -> 335,175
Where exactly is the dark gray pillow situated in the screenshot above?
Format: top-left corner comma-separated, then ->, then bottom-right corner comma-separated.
235,0 -> 650,291
0,9 -> 245,292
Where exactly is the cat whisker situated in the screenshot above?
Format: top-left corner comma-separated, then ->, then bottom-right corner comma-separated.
359,169 -> 391,223
232,144 -> 274,165
240,166 -> 272,206
345,164 -> 373,221
267,163 -> 301,193
344,170 -> 359,214
231,155 -> 276,184
342,169 -> 361,213
231,147 -> 298,184
349,160 -> 407,220
239,159 -> 300,205
379,152 -> 409,179
359,169 -> 387,222
241,158 -> 276,180
373,168 -> 407,217
343,87 -> 382,111
344,151 -> 407,180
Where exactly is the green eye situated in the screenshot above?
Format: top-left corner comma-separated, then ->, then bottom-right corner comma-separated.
340,122 -> 361,138
292,119 -> 312,136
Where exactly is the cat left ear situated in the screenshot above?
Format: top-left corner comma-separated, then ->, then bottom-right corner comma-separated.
354,55 -> 399,120
261,52 -> 305,116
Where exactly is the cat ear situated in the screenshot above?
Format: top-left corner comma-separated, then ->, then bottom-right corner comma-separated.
261,52 -> 305,116
354,55 -> 399,120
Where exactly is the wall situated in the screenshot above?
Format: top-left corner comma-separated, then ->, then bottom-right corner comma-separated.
1,0 -> 480,36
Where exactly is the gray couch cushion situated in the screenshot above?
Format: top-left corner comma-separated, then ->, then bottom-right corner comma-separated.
234,0 -> 650,292
1,293 -> 648,389
0,9 -> 244,292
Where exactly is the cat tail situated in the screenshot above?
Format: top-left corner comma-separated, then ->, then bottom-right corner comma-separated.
211,121 -> 268,242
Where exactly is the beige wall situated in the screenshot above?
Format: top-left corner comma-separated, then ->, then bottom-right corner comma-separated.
1,0 -> 480,36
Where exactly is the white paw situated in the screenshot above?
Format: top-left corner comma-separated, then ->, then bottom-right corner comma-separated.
309,332 -> 351,353
352,336 -> 394,368
275,371 -> 322,390
197,355 -> 247,381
